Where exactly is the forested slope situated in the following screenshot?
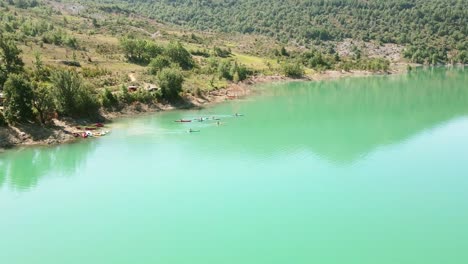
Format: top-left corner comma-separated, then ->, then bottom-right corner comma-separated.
85,0 -> 467,63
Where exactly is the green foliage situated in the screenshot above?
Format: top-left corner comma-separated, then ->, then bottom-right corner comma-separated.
163,42 -> 194,70
41,30 -> 79,49
13,0 -> 38,9
101,88 -> 118,110
403,45 -> 448,64
217,60 -> 232,80
0,111 -> 6,127
281,62 -> 304,78
280,47 -> 289,57
300,49 -> 333,70
190,49 -> 210,57
157,67 -> 184,100
217,60 -> 251,81
32,53 -> 50,82
90,0 -> 466,64
50,69 -> 99,117
3,73 -> 34,123
117,84 -> 132,104
213,47 -> 231,58
131,88 -> 154,104
0,33 -> 24,87
32,82 -> 55,124
120,37 -> 163,64
148,56 -> 171,74
81,67 -> 111,78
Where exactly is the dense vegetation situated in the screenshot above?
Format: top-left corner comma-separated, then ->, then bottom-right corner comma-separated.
82,0 -> 467,64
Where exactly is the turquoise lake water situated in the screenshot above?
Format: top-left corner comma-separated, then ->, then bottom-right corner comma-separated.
1,67 -> 468,263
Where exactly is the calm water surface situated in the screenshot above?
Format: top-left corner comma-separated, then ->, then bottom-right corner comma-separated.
1,68 -> 468,264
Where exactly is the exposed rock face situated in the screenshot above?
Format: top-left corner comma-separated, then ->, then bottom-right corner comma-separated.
336,39 -> 404,62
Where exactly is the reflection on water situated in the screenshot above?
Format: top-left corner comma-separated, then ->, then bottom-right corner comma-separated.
182,67 -> 468,163
0,141 -> 96,191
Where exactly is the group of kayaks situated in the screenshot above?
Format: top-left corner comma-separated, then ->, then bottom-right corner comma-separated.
73,123 -> 110,138
174,113 -> 244,133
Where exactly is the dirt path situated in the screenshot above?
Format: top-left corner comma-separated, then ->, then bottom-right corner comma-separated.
129,73 -> 137,82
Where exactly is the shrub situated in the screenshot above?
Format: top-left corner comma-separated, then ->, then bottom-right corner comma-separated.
3,73 -> 34,123
51,69 -> 99,117
281,62 -> 304,78
148,56 -> 171,74
117,84 -> 132,105
101,88 -> 118,110
131,89 -> 154,104
163,42 -> 194,70
157,67 -> 184,100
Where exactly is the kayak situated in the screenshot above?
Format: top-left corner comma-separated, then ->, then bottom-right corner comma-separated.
188,130 -> 200,133
175,119 -> 192,123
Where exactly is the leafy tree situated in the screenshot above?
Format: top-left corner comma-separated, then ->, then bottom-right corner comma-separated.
0,34 -> 24,87
120,37 -> 163,64
32,82 -> 55,124
157,67 -> 184,100
51,69 -> 99,117
163,42 -> 194,70
32,53 -> 50,82
148,56 -> 171,74
3,73 -> 34,123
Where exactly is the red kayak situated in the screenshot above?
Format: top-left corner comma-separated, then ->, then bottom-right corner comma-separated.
95,123 -> 104,127
175,119 -> 192,123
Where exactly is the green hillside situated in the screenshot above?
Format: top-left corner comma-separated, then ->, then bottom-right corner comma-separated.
81,0 -> 467,63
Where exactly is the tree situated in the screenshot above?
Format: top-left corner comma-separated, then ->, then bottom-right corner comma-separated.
32,82 -> 55,124
32,53 -> 50,82
0,34 -> 24,87
51,69 -> 99,117
3,74 -> 34,123
157,67 -> 184,100
163,42 -> 194,70
120,37 -> 163,64
148,56 -> 171,74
